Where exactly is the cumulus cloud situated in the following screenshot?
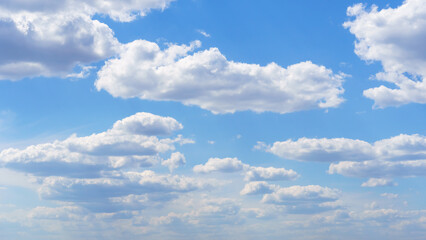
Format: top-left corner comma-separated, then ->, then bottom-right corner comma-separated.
328,160 -> 426,178
361,178 -> 396,187
344,0 -> 426,107
193,157 -> 246,173
0,0 -> 174,80
263,137 -> 375,162
193,157 -> 299,183
244,166 -> 299,181
162,152 -> 186,172
261,134 -> 426,181
0,112 -> 189,177
261,134 -> 426,162
261,185 -> 341,214
262,185 -> 340,204
112,112 -> 183,136
240,181 -> 278,195
95,39 -> 346,114
39,170 -> 203,199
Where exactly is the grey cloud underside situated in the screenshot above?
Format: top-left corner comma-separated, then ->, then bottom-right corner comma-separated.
0,0 -> 175,80
39,171 -> 208,212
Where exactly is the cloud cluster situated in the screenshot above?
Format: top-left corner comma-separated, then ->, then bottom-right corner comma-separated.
96,40 -> 346,114
0,112 -> 203,214
0,112 -> 190,177
261,134 -> 426,185
39,170 -> 208,212
261,185 -> 341,214
344,0 -> 426,107
0,0 -> 174,80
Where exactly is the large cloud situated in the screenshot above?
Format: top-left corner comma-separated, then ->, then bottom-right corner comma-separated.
0,112 -> 190,177
95,39 -> 346,114
0,0 -> 174,80
344,0 -> 426,107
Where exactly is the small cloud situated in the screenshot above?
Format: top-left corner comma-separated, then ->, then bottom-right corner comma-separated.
207,140 -> 215,145
381,193 -> 398,199
236,134 -> 242,139
197,29 -> 210,37
361,178 -> 397,187
66,65 -> 96,79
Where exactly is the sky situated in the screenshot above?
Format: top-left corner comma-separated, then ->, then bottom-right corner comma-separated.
0,0 -> 425,239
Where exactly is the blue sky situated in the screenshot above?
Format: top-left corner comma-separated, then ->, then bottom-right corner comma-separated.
0,0 -> 426,239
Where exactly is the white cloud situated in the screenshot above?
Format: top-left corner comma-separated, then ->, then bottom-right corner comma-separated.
344,0 -> 426,107
262,185 -> 340,204
197,29 -> 211,38
261,185 -> 341,214
95,39 -> 346,114
0,112 -> 189,177
193,157 -> 246,173
240,181 -> 278,195
38,170 -> 209,211
262,134 -> 426,162
381,193 -> 398,199
328,159 -> 426,178
361,178 -> 396,187
263,137 -> 375,162
193,157 -> 299,183
262,134 -> 426,180
0,0 -> 174,80
244,166 -> 299,181
111,112 -> 183,136
162,152 -> 186,172
28,206 -> 85,220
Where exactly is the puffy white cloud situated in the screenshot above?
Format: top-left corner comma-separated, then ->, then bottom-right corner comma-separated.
244,166 -> 299,181
263,137 -> 375,162
262,185 -> 340,205
0,112 -> 189,177
328,159 -> 426,178
193,157 -> 246,173
344,0 -> 426,107
361,178 -> 396,187
262,134 -> 426,181
112,112 -> 183,136
0,0 -> 174,80
240,181 -> 278,196
260,185 -> 341,214
193,157 -> 299,183
162,152 -> 186,172
95,39 -> 346,114
262,134 -> 426,162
